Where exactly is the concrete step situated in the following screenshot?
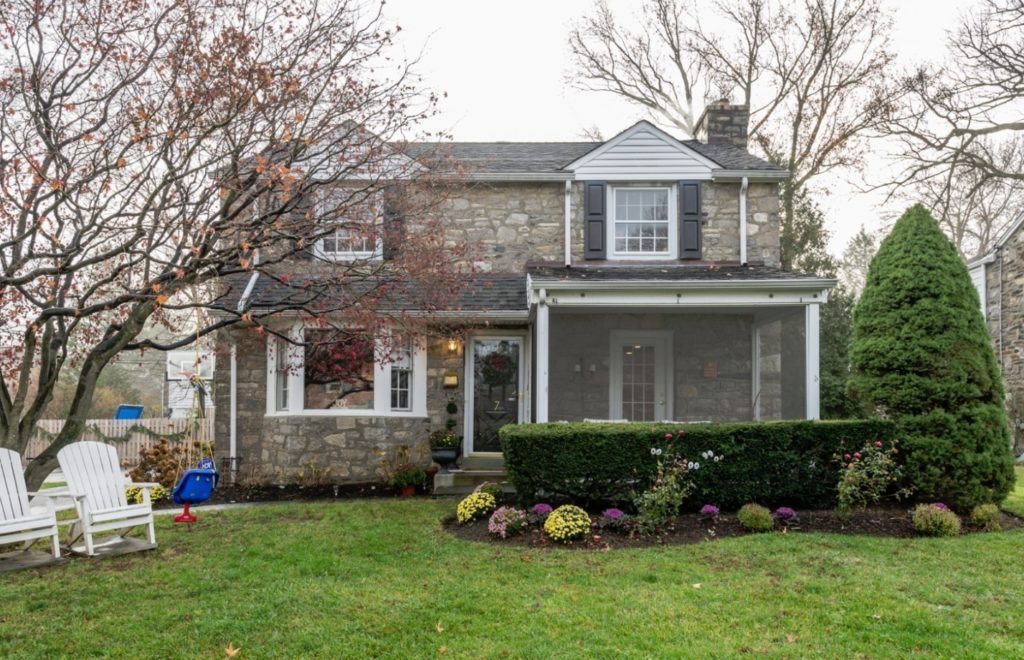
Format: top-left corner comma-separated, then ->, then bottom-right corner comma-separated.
432,469 -> 513,496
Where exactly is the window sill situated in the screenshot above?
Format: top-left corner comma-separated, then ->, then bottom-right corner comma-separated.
265,410 -> 428,419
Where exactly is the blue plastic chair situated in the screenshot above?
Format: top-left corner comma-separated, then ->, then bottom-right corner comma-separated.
171,459 -> 219,523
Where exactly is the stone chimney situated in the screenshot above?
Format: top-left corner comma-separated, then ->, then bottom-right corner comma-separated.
696,99 -> 750,150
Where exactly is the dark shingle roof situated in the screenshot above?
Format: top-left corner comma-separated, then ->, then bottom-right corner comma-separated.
527,263 -> 824,282
406,142 -> 597,173
407,135 -> 784,174
218,272 -> 528,314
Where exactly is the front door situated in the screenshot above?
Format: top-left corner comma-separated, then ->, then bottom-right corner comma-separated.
610,331 -> 673,421
465,336 -> 526,454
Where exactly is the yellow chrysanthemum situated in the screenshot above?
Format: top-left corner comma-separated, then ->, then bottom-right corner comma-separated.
543,505 -> 591,542
456,492 -> 496,524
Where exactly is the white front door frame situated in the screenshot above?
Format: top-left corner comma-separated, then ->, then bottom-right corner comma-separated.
463,331 -> 530,456
609,330 -> 674,421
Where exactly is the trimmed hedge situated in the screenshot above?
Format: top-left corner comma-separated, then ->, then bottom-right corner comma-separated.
500,420 -> 897,510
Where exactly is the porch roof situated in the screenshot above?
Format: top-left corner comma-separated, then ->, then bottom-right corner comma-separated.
527,263 -> 832,285
215,272 -> 529,317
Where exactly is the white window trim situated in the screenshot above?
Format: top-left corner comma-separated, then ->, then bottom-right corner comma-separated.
265,324 -> 427,418
607,185 -> 677,260
313,191 -> 384,262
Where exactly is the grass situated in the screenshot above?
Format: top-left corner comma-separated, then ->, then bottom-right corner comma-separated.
1001,465 -> 1024,517
3,499 -> 1024,658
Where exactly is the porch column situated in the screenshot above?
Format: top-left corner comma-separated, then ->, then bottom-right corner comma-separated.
536,292 -> 550,422
805,303 -> 820,419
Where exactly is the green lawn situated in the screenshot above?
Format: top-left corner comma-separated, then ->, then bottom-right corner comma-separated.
1003,465 -> 1024,517
3,500 -> 1024,658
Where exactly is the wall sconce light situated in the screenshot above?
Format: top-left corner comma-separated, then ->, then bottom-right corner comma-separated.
446,338 -> 459,354
588,364 -> 597,374
442,372 -> 459,388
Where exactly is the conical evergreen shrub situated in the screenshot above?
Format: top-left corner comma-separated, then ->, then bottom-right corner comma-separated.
848,204 -> 1015,508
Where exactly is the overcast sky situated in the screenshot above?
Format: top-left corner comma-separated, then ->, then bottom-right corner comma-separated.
383,0 -> 967,257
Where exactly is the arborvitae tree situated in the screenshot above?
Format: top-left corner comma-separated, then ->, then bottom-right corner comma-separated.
848,204 -> 1015,508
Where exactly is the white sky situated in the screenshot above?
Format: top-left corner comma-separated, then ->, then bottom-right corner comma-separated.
383,0 -> 968,257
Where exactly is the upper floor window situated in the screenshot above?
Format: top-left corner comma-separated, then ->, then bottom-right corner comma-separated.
610,187 -> 675,258
315,189 -> 382,260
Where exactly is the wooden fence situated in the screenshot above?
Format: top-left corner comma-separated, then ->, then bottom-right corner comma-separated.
24,417 -> 215,466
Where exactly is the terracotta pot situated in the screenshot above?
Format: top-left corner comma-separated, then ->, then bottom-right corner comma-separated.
400,485 -> 416,497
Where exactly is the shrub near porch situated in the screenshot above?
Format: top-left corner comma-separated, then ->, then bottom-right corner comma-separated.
501,420 -> 896,509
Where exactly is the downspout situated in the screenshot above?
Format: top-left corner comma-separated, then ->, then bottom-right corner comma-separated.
564,180 -> 572,267
229,343 -> 238,484
739,176 -> 749,265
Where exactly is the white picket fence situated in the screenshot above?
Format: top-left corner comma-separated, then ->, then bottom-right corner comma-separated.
24,417 -> 215,466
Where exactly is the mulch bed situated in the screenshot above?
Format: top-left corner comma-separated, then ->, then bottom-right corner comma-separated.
443,506 -> 1024,550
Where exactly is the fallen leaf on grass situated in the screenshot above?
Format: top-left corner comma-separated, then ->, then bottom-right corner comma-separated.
224,643 -> 240,658
435,621 -> 444,633
786,634 -> 797,643
692,583 -> 702,589
439,646 -> 447,655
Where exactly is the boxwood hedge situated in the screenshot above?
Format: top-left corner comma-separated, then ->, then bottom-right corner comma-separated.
500,419 -> 897,510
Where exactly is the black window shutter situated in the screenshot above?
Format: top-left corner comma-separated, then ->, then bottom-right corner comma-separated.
382,186 -> 404,260
679,181 -> 702,260
584,181 -> 607,260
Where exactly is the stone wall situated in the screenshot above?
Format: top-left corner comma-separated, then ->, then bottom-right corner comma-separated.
214,325 -> 465,484
442,182 -> 569,272
567,181 -> 780,267
984,229 -> 1024,452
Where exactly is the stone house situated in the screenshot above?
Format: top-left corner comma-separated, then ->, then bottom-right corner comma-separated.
212,104 -> 836,487
969,213 -> 1024,454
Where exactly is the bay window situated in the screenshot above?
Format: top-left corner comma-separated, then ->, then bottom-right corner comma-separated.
267,326 -> 426,416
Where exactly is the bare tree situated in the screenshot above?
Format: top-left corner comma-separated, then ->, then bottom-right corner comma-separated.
569,0 -> 897,271
903,138 -> 1024,258
0,0 -> 466,487
839,225 -> 878,295
568,0 -> 704,136
886,0 -> 1024,195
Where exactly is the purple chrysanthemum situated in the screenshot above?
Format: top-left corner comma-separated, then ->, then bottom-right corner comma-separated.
774,506 -> 797,521
531,503 -> 553,517
700,504 -> 721,520
933,502 -> 949,510
603,508 -> 625,520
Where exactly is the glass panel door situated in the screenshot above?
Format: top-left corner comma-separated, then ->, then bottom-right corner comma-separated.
621,344 -> 656,421
468,338 -> 522,453
610,331 -> 671,421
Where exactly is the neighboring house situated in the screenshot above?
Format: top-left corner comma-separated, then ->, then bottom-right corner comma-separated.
212,102 -> 836,485
165,350 -> 215,419
969,212 -> 1024,454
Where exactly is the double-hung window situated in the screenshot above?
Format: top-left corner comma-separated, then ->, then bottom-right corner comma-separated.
268,326 -> 425,417
315,189 -> 381,260
610,187 -> 675,257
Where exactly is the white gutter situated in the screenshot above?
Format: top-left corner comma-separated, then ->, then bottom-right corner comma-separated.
564,180 -> 572,267
532,277 -> 837,291
711,170 -> 788,181
229,342 -> 238,484
740,176 -> 749,265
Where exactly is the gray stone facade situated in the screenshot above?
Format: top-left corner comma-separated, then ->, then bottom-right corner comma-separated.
445,180 -> 780,271
214,325 -> 467,484
982,227 -> 1024,453
214,165 -> 786,483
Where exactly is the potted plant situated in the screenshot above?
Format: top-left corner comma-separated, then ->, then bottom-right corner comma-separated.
390,465 -> 426,497
429,429 -> 460,473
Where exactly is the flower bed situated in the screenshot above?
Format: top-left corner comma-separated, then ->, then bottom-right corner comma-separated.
444,505 -> 1024,550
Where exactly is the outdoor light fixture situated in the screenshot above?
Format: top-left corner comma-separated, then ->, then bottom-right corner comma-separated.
447,338 -> 459,354
442,372 -> 459,388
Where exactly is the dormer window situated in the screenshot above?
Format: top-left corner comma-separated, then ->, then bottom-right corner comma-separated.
610,186 -> 676,258
315,189 -> 382,260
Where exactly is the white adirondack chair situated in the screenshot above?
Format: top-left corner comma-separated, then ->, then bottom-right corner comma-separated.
57,441 -> 159,556
0,448 -> 61,566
